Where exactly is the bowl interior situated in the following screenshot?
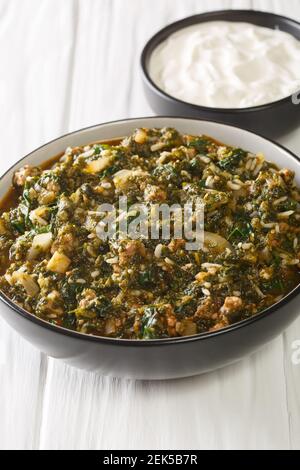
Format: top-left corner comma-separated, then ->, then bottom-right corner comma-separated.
1,117 -> 300,343
1,117 -> 300,197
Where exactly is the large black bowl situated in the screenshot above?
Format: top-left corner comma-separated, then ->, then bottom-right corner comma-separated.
141,10 -> 300,138
1,117 -> 300,379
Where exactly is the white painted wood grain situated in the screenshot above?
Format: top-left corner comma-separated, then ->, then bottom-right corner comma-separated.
0,0 -> 300,450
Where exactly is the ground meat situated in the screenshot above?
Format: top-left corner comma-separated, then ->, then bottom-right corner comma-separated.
13,165 -> 40,187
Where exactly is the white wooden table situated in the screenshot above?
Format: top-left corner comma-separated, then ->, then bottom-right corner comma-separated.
0,0 -> 300,450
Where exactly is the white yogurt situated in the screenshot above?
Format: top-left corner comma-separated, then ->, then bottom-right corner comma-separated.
149,21 -> 300,108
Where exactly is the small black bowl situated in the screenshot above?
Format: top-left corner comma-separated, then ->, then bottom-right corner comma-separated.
141,10 -> 300,138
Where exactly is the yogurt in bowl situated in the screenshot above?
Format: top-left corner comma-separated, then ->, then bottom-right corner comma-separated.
149,21 -> 300,109
141,10 -> 300,137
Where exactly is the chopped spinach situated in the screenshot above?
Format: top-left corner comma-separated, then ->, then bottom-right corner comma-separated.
187,137 -> 210,154
140,306 -> 157,339
218,148 -> 247,171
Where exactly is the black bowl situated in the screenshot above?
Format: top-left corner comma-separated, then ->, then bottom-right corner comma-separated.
1,117 -> 300,379
141,10 -> 300,138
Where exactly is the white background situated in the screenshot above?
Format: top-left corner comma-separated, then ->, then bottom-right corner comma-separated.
0,0 -> 300,450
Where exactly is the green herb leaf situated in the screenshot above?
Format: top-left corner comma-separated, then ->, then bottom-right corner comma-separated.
188,137 -> 210,154
218,148 -> 247,171
140,306 -> 157,339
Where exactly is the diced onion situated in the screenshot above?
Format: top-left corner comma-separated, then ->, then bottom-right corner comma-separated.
27,233 -> 53,260
204,231 -> 232,254
47,251 -> 71,274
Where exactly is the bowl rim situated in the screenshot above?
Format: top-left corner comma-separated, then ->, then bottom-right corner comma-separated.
140,9 -> 300,113
0,115 -> 300,347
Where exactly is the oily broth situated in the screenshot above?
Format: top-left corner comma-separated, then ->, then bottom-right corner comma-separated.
0,138 -> 123,213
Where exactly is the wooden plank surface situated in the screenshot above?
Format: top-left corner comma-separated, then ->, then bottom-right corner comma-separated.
0,0 -> 299,450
